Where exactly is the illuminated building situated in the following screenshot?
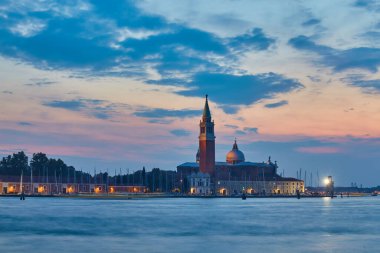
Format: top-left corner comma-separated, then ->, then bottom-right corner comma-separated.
189,172 -> 211,195
178,95 -> 304,196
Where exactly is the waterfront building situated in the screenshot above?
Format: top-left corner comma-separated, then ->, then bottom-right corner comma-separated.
188,172 -> 211,195
108,185 -> 146,193
0,180 -> 148,195
177,96 -> 304,196
0,181 -> 106,195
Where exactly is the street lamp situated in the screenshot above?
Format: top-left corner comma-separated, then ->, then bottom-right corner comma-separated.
324,176 -> 334,198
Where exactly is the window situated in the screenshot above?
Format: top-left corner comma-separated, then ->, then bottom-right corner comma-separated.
201,127 -> 205,133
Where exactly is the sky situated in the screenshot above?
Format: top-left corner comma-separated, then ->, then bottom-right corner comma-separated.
0,0 -> 380,186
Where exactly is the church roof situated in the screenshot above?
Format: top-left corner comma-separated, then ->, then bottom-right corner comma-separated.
177,162 -> 199,168
226,140 -> 245,164
177,161 -> 273,168
216,161 -> 271,167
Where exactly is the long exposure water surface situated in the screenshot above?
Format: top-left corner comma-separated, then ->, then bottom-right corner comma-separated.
0,197 -> 379,253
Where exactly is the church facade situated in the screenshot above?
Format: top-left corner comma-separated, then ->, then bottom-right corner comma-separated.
177,96 -> 304,196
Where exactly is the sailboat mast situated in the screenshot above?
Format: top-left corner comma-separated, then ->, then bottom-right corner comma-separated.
20,170 -> 23,194
30,166 -> 33,194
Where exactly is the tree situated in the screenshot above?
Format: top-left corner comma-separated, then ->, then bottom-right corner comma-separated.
30,153 -> 48,179
0,152 -> 29,176
12,151 -> 29,175
142,166 -> 146,186
0,155 -> 12,175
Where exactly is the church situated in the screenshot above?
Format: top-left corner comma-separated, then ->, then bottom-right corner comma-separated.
177,95 -> 304,196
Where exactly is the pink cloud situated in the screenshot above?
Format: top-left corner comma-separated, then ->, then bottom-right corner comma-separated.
296,146 -> 342,154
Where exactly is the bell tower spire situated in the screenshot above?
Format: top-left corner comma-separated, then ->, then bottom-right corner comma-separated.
199,95 -> 215,177
202,94 -> 211,122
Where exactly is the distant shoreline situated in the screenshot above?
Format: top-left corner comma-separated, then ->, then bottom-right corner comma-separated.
0,193 -> 372,199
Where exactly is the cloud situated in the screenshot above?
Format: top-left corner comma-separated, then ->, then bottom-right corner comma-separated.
228,28 -> 275,52
147,119 -> 173,124
0,0 -> 233,78
170,129 -> 191,136
43,99 -> 86,111
177,72 -> 303,107
265,100 -> 288,108
0,5 -> 123,72
224,124 -> 238,129
354,0 -> 380,11
121,26 -> 274,78
9,18 -> 47,37
302,18 -> 320,27
43,98 -> 122,119
219,105 -> 241,114
235,130 -> 246,135
2,90 -> 13,94
206,14 -> 251,32
93,0 -> 166,30
134,108 -> 201,118
24,78 -> 57,86
296,146 -> 341,154
289,35 -> 380,72
0,0 -> 298,114
341,75 -> 380,93
360,31 -> 380,41
243,127 -> 258,134
122,27 -> 228,60
307,75 -> 321,82
18,121 -> 33,126
232,127 -> 259,136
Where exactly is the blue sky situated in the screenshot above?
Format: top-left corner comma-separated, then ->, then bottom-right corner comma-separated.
1,0 -> 380,186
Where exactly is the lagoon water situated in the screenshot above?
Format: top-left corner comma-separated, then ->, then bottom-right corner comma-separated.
0,197 -> 379,253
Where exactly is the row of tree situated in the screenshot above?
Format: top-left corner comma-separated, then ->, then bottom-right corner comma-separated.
0,151 -> 178,192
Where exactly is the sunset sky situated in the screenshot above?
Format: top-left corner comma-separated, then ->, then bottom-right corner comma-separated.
1,0 -> 380,186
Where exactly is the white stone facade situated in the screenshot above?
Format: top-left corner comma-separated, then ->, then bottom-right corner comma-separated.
188,172 -> 211,195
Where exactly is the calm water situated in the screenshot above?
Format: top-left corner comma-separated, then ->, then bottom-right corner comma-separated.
0,197 -> 379,253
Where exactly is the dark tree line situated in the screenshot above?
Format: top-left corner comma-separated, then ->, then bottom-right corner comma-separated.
0,152 -> 89,183
100,167 -> 177,192
0,151 -> 178,191
0,151 -> 28,176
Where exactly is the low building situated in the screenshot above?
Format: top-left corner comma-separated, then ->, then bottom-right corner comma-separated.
188,172 -> 211,195
108,185 -> 146,193
0,180 -> 107,195
216,177 -> 304,196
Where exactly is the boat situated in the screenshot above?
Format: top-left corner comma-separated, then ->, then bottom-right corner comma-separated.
371,192 -> 378,196
241,193 -> 247,200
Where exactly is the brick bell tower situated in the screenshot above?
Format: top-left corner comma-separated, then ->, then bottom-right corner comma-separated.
199,95 -> 215,177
